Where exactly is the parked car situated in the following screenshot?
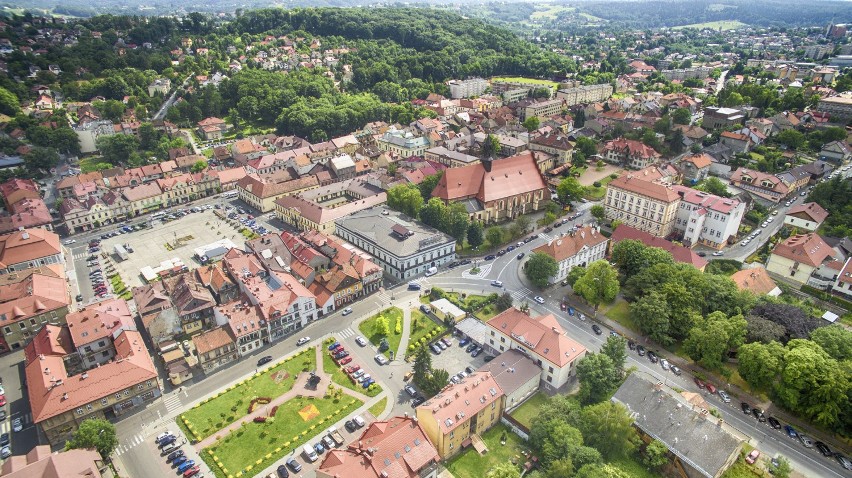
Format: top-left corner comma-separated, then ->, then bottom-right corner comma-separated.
333,351 -> 349,360
412,396 -> 426,407
257,356 -> 273,366
660,359 -> 670,371
767,416 -> 782,430
441,337 -> 453,348
342,307 -> 353,316
718,390 -> 731,403
636,345 -> 646,356
296,337 -> 310,346
155,431 -> 175,444
276,465 -> 290,478
285,457 -> 302,473
705,382 -> 717,394
327,342 -> 340,351
745,450 -> 760,464
835,453 -> 852,470
798,434 -> 813,448
647,351 -> 658,363
405,384 -> 417,397
167,450 -> 185,462
752,408 -> 766,422
177,460 -> 195,473
592,324 -> 602,335
374,354 -> 389,365
459,338 -> 471,347
694,378 -> 706,390
466,343 -> 478,353
815,441 -> 832,457
430,344 -> 442,355
784,425 -> 798,438
183,465 -> 201,477
741,402 -> 751,414
670,365 -> 682,375
344,420 -> 357,432
471,347 -> 483,357
172,456 -> 187,467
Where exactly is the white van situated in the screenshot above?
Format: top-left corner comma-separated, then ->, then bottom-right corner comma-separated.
425,266 -> 437,277
303,443 -> 318,462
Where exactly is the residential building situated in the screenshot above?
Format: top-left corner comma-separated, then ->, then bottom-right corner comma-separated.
377,128 -> 430,157
484,308 -> 587,391
816,96 -> 852,122
195,262 -> 239,304
0,228 -> 63,274
702,107 -> 746,130
680,153 -> 713,183
424,147 -> 480,168
431,152 -> 549,224
236,173 -> 320,212
729,168 -> 790,203
447,78 -> 488,99
523,99 -> 564,121
604,174 -> 681,237
74,121 -> 116,154
601,139 -> 661,169
819,140 -> 851,164
0,445 -> 112,478
147,78 -> 170,97
0,178 -> 39,207
478,349 -> 542,411
335,209 -> 456,281
532,225 -> 608,282
0,270 -> 70,352
416,371 -> 505,458
216,302 -> 266,355
25,327 -> 159,447
428,298 -> 466,324
274,179 -> 386,235
192,326 -> 238,374
316,416 -> 440,478
610,225 -> 708,271
767,233 -> 836,284
0,196 -> 52,234
197,117 -> 230,141
661,67 -> 712,81
162,272 -> 216,335
64,298 -> 136,370
832,258 -> 852,298
719,131 -> 753,153
235,270 -> 319,340
612,374 -> 743,478
528,133 -> 574,164
556,84 -> 613,106
131,282 -> 177,345
672,186 -> 745,249
730,267 -> 782,297
784,202 -> 829,231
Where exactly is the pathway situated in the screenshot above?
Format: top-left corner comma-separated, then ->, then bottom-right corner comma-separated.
397,305 -> 412,360
193,347 -> 331,450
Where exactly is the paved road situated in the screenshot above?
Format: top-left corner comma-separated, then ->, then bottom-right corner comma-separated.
152,74 -> 192,122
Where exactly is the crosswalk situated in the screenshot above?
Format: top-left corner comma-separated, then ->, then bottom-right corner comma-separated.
337,327 -> 356,339
510,286 -> 531,301
114,433 -> 145,456
73,252 -> 88,260
0,413 -> 31,434
373,290 -> 392,303
163,393 -> 183,414
538,232 -> 557,243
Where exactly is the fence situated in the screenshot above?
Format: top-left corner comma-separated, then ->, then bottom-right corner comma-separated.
500,414 -> 530,441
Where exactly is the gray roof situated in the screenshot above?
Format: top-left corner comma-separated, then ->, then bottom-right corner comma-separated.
335,208 -> 455,259
478,349 -> 541,397
455,317 -> 490,345
611,374 -> 743,478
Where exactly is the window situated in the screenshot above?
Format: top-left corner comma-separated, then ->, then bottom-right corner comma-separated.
115,393 -> 122,400
101,398 -> 108,406
98,341 -> 106,348
101,350 -> 110,357
86,404 -> 93,411
76,408 -> 84,415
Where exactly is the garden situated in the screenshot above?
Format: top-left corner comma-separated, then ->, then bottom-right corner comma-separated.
406,309 -> 447,359
178,348 -> 316,441
446,424 -> 527,478
358,307 -> 403,358
322,337 -> 382,397
205,393 -> 363,478
507,392 -> 549,429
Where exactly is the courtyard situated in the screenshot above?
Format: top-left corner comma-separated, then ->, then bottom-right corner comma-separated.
446,424 -> 528,478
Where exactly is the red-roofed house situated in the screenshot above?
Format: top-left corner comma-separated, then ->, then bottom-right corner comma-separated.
832,258 -> 852,298
431,152 -> 549,224
730,267 -> 782,297
317,416 -> 440,478
197,117 -> 230,140
0,445 -> 110,478
767,233 -> 836,285
672,186 -> 745,249
64,298 -> 136,370
784,202 -> 829,231
730,168 -> 789,203
604,173 -> 682,237
719,131 -> 753,153
532,226 -> 608,282
416,371 -> 505,458
601,138 -> 661,169
0,271 -> 70,352
25,327 -> 159,447
680,153 -> 713,183
485,307 -> 587,391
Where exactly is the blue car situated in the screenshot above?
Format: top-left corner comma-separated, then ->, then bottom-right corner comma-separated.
362,378 -> 375,389
178,460 -> 195,473
784,425 -> 798,438
459,338 -> 470,347
568,307 -> 574,316
314,442 -> 325,455
327,342 -> 340,351
173,456 -> 187,467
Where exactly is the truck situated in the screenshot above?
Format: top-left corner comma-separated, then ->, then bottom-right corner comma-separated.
113,244 -> 129,261
425,266 -> 438,276
327,426 -> 345,447
302,443 -> 318,462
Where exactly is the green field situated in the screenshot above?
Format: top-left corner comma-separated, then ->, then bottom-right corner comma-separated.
603,299 -> 639,335
672,20 -> 748,30
446,424 -> 528,478
321,346 -> 382,397
491,76 -> 560,90
508,392 -> 549,429
358,307 -> 404,358
369,397 -> 388,417
530,4 -> 574,20
180,349 -> 316,440
206,394 -> 363,478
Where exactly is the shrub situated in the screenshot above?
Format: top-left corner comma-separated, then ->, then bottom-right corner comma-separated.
593,181 -> 602,188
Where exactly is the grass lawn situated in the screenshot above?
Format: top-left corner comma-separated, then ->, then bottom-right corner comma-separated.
603,299 -> 639,334
446,424 -> 528,478
406,310 -> 447,354
369,397 -> 387,417
508,392 -> 549,429
611,457 -> 664,478
78,157 -> 110,173
205,394 -> 363,478
475,304 -> 499,321
672,20 -> 748,30
321,347 -> 382,397
584,174 -> 615,200
181,349 -> 316,440
492,76 -> 560,90
358,307 -> 404,358
530,4 -> 574,20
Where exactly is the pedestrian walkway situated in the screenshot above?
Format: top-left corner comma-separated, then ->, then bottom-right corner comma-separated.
510,286 -> 531,301
336,327 -> 356,339
114,432 -> 146,456
163,393 -> 183,414
396,306 -> 412,360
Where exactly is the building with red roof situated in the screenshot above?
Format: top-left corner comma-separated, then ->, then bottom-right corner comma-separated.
0,445 -> 110,478
784,202 -> 829,231
610,224 -> 708,271
767,233 -> 836,285
601,138 -> 661,169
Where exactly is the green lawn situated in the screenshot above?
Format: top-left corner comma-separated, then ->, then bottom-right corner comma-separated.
358,307 -> 404,358
584,175 -> 616,200
475,304 -> 499,321
671,20 -> 748,30
181,349 -> 316,440
369,397 -> 388,417
446,424 -> 528,478
205,395 -> 363,478
321,346 -> 382,397
492,77 -> 559,90
406,310 -> 447,356
610,457 -> 665,478
508,392 -> 549,429
603,299 -> 639,334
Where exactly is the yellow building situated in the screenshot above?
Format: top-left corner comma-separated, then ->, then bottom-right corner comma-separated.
416,371 -> 505,458
604,173 -> 681,238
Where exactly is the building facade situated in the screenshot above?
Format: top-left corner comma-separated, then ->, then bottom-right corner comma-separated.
531,226 -> 608,282
604,174 -> 681,237
672,186 -> 745,249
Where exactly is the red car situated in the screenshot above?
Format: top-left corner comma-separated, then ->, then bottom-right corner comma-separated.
0,396 -> 5,407
693,378 -> 705,390
338,356 -> 352,365
183,465 -> 201,477
345,365 -> 360,374
705,383 -> 717,394
331,344 -> 344,353
560,302 -> 567,311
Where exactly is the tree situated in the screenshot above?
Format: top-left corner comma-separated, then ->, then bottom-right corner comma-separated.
386,183 -> 424,218
775,339 -> 849,428
0,87 -> 20,116
420,198 -> 449,230
575,464 -> 630,478
566,265 -> 586,287
574,401 -> 639,459
572,260 -> 619,312
530,418 -> 584,466
737,341 -> 784,391
65,418 -> 118,459
486,226 -> 504,248
643,440 -> 669,468
467,221 -> 484,249
745,315 -> 786,344
412,346 -> 432,389
672,107 -> 692,125
50,128 -> 82,155
24,146 -> 60,173
191,160 -> 208,173
577,353 -> 619,404
775,129 -> 805,150
696,177 -> 732,197
423,368 -> 450,396
481,134 -> 501,158
770,456 -> 792,478
810,324 -> 852,361
523,252 -> 558,288
418,172 -> 443,202
683,311 -> 747,370
631,290 -> 673,345
600,335 -> 627,372
516,215 -> 532,234
590,204 -> 605,222
557,177 -> 584,203
545,459 -> 574,478
522,116 -> 540,132
446,203 -> 470,242
485,463 -> 520,478
97,134 -> 140,165
495,293 -> 513,312
374,316 -> 390,337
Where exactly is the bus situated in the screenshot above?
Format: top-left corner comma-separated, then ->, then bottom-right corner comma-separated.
220,190 -> 238,199
151,212 -> 166,220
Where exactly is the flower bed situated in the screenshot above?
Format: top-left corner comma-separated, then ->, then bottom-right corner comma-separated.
247,397 -> 271,414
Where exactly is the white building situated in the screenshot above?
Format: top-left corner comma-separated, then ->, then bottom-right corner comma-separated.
556,84 -> 613,106
484,308 -> 587,392
447,78 -> 488,99
784,202 -> 829,232
672,186 -> 745,249
335,209 -> 456,281
531,226 -> 608,282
